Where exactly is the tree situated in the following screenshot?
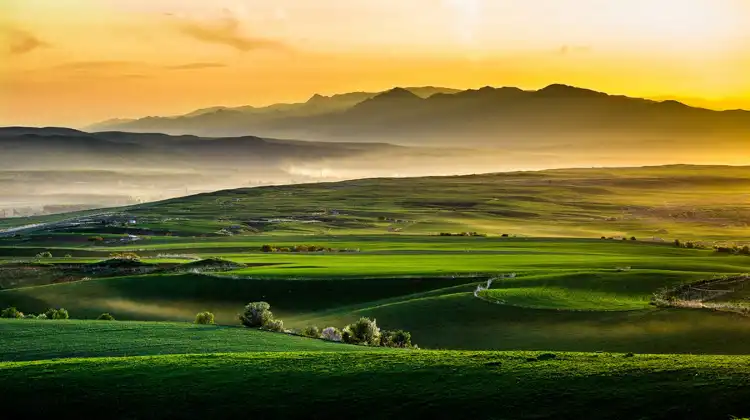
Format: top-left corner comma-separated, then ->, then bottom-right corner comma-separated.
262,318 -> 285,332
97,313 -> 115,321
194,311 -> 214,325
674,239 -> 682,247
301,325 -> 321,338
342,318 -> 381,346
380,330 -> 413,348
321,327 -> 342,342
239,302 -> 274,328
260,244 -> 274,253
1,307 -> 23,319
44,308 -> 69,320
36,251 -> 52,258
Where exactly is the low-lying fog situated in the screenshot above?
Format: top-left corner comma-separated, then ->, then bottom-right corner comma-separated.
1,127 -> 748,218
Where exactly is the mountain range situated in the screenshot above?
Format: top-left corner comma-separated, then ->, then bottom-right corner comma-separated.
87,84 -> 750,151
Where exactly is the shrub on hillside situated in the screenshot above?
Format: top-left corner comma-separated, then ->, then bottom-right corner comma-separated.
380,330 -> 413,348
321,327 -> 342,342
44,308 -> 69,320
97,313 -> 116,321
239,302 -> 274,328
262,318 -> 285,332
301,325 -> 321,338
1,307 -> 23,319
109,252 -> 141,261
342,317 -> 381,346
36,252 -> 52,258
194,311 -> 214,325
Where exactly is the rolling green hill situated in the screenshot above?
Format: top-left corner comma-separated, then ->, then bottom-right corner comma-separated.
123,165 -> 750,240
3,238 -> 750,353
0,319 -> 383,362
4,165 -> 750,419
2,350 -> 750,420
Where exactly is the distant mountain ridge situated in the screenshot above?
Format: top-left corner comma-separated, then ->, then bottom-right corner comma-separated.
88,86 -> 461,132
86,84 -> 750,151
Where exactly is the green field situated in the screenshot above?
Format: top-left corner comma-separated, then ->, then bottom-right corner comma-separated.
3,348 -> 750,420
0,320 -> 388,362
3,166 -> 750,418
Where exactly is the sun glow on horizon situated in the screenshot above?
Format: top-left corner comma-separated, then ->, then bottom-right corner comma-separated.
2,0 -> 749,126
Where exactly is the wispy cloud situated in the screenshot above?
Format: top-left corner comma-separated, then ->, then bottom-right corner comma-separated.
558,45 -> 592,55
174,15 -> 285,52
5,28 -> 50,55
52,61 -> 143,71
165,62 -> 227,70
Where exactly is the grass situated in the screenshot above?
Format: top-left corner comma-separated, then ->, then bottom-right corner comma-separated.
3,239 -> 750,352
479,286 -> 647,310
116,165 -> 750,240
4,166 -> 750,418
2,351 -> 750,419
0,319 -> 383,362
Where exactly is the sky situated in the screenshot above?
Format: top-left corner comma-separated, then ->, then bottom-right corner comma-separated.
2,0 -> 750,127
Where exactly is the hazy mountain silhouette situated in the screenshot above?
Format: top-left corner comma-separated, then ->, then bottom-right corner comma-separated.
87,84 -> 750,149
87,87 -> 461,134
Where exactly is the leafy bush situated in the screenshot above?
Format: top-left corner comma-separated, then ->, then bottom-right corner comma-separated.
239,302 -> 274,328
97,313 -> 116,321
36,314 -> 48,320
342,317 -> 381,346
321,327 -> 342,342
109,252 -> 140,261
1,307 -> 24,319
380,330 -> 413,348
88,236 -> 105,242
36,252 -> 52,258
44,308 -> 69,320
260,244 -> 273,252
194,311 -> 214,325
262,318 -> 285,332
301,325 -> 321,338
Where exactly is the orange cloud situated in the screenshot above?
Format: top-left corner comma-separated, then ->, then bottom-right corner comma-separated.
6,28 -> 50,55
52,61 -> 143,71
559,45 -> 592,55
174,16 -> 285,52
165,62 -> 226,70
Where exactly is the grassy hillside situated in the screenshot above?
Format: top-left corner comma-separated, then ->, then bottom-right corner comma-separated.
4,166 -> 750,418
119,165 -> 750,240
2,351 -> 750,419
3,238 -> 750,353
4,165 -> 750,240
0,320 -> 384,362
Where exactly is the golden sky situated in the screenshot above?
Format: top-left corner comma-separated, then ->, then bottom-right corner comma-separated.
2,0 -> 750,127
